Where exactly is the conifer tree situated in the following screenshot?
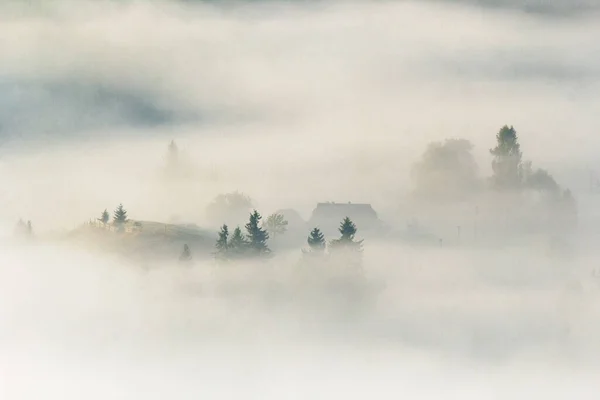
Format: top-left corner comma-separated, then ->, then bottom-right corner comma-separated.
27,220 -> 33,237
329,217 -> 364,273
215,224 -> 230,260
329,217 -> 363,252
228,226 -> 249,259
179,244 -> 192,263
301,227 -> 327,265
490,125 -> 523,190
307,227 -> 326,253
99,209 -> 110,225
244,210 -> 270,257
113,204 -> 128,224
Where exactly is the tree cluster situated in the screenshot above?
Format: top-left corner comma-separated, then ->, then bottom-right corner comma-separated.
206,191 -> 254,228
95,204 -> 130,231
411,125 -> 577,227
214,210 -> 272,261
302,217 -> 364,270
411,138 -> 480,200
489,126 -> 576,224
213,212 -> 364,270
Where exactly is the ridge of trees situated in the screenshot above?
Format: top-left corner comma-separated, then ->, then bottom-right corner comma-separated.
412,125 -> 576,206
214,209 -> 272,262
299,218 -> 364,270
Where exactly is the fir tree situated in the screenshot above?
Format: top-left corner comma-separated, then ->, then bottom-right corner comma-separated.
329,217 -> 363,252
179,244 -> 192,263
307,227 -> 326,253
99,209 -> 110,224
228,226 -> 249,259
27,220 -> 33,237
113,204 -> 128,224
329,217 -> 364,273
215,224 -> 230,260
244,210 -> 270,257
490,125 -> 523,190
301,227 -> 327,264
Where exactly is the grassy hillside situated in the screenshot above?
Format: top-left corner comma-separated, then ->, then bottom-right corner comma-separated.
61,220 -> 216,264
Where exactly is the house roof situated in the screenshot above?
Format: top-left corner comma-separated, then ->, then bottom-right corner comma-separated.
310,202 -> 379,220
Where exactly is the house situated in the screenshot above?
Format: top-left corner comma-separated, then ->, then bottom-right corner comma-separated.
308,202 -> 383,236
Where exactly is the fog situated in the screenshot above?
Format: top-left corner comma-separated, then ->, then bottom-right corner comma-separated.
2,0 -> 600,398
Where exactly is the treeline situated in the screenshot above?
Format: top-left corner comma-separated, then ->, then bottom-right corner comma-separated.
97,203 -> 129,226
411,125 -> 577,229
413,125 -> 576,204
214,210 -> 271,261
213,210 -> 364,267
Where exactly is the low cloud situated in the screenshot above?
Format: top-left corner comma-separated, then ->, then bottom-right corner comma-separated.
1,1 -> 600,398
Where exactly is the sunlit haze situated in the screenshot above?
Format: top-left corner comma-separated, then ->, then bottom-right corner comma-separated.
1,1 -> 600,398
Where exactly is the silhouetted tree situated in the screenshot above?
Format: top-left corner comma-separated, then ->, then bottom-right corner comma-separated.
264,213 -> 288,236
329,217 -> 364,272
301,227 -> 327,264
27,220 -> 33,236
245,210 -> 270,257
490,125 -> 523,190
98,209 -> 110,225
228,226 -> 249,259
307,227 -> 326,253
179,244 -> 192,263
215,224 -> 230,260
113,204 -> 128,224
206,191 -> 254,227
524,167 -> 560,195
411,138 -> 480,200
329,217 -> 363,252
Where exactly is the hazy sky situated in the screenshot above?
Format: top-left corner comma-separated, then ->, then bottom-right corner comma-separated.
1,0 -> 600,229
1,1 -> 600,398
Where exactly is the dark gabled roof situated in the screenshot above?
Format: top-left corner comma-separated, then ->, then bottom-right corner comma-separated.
310,202 -> 379,220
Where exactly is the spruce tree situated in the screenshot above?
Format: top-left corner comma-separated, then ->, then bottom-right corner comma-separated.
215,224 -> 230,260
329,217 -> 364,273
244,210 -> 270,257
307,227 -> 326,253
179,244 -> 192,263
330,217 -> 363,252
228,226 -> 249,259
301,227 -> 327,265
99,209 -> 110,224
26,220 -> 33,237
490,125 -> 523,190
113,204 -> 128,224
